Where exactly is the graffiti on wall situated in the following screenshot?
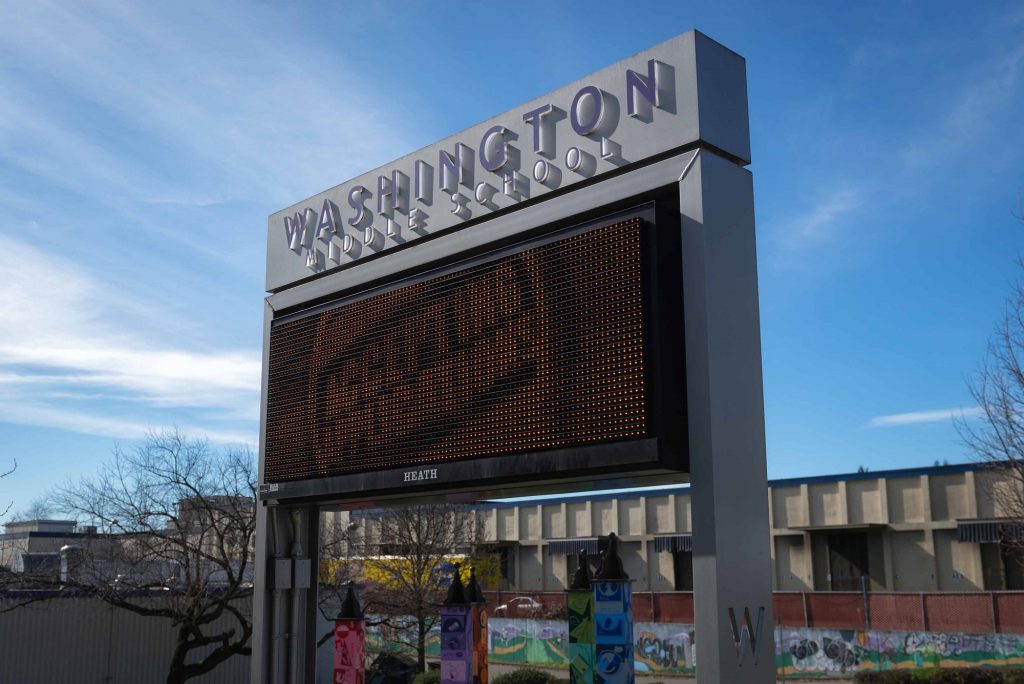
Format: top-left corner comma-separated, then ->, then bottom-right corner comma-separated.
489,619 -> 567,666
485,621 -> 1024,678
361,615 -> 1024,678
633,624 -> 695,674
485,620 -> 697,674
777,629 -> 1024,677
781,632 -> 867,675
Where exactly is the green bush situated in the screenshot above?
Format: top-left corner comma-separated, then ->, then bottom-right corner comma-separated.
933,670 -> 1024,683
490,668 -> 558,684
854,671 -> 915,683
412,671 -> 440,684
855,669 -> 1024,684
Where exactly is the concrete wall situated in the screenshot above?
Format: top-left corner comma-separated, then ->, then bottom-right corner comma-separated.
327,464 -> 1022,594
355,465 -> 1018,593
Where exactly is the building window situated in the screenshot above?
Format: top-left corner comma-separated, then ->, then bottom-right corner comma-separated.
1003,546 -> 1024,590
497,546 -> 515,589
672,550 -> 693,590
824,531 -> 870,591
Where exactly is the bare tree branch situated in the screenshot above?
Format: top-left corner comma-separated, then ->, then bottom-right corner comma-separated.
960,261 -> 1024,576
0,458 -> 15,519
318,503 -> 490,672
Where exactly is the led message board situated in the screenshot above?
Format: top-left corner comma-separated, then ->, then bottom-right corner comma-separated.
263,205 -> 686,500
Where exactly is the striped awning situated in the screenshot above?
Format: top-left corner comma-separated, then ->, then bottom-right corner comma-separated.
548,538 -> 603,555
958,520 -> 1024,544
654,534 -> 692,553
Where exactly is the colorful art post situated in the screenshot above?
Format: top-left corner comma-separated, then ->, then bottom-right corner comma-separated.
593,533 -> 634,684
467,566 -> 489,684
441,564 -> 473,684
334,582 -> 366,684
567,550 -> 596,684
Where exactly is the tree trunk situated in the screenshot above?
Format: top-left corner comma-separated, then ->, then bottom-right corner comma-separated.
417,618 -> 427,672
166,626 -> 191,684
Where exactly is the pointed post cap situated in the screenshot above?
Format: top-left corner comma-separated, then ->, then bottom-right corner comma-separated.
467,565 -> 486,604
444,563 -> 469,606
595,532 -> 629,581
568,550 -> 592,591
338,581 -> 364,620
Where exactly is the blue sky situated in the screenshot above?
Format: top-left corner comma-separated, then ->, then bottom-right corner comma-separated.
1,1 -> 1023,516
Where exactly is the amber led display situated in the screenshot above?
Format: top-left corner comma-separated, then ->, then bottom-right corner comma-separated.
264,217 -> 648,483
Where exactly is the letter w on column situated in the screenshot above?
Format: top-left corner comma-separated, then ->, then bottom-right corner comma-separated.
727,606 -> 764,666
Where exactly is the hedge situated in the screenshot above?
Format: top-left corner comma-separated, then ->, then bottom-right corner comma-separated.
854,669 -> 1024,683
412,672 -> 440,684
490,669 -> 561,684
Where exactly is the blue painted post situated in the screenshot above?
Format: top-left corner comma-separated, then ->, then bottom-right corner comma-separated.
593,533 -> 634,684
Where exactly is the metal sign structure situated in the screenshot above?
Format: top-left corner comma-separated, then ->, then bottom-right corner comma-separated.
254,30 -> 775,684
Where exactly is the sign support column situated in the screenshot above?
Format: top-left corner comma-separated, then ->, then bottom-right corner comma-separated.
680,149 -> 775,683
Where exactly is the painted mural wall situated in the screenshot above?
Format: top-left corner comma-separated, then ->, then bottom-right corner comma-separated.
363,616 -> 1024,678
776,628 -> 1024,678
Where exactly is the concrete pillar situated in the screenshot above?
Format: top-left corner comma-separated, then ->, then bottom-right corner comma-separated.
680,149 -> 775,683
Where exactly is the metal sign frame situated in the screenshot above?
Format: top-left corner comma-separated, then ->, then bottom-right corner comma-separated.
253,30 -> 775,684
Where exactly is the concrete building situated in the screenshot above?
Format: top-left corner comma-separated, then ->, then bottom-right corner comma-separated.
0,519 -> 93,574
1,498 -> 255,587
341,462 -> 1024,593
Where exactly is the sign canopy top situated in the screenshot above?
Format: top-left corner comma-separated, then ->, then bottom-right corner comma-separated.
266,30 -> 749,292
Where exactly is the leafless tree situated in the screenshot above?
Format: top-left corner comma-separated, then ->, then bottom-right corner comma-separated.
1,459 -> 14,519
1,431 -> 257,684
11,496 -> 54,522
960,269 -> 1024,565
319,503 -> 488,672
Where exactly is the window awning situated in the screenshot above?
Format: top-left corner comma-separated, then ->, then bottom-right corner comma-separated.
958,519 -> 1024,544
548,537 -> 605,555
654,534 -> 692,553
789,523 -> 887,531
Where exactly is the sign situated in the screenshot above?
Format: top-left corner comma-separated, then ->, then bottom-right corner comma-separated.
263,207 -> 686,497
266,31 -> 748,292
255,28 -> 777,684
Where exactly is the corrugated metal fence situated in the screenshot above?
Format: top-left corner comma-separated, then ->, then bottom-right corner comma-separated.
0,596 -> 251,683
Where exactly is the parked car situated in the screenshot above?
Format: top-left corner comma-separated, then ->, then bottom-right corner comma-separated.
493,596 -> 543,617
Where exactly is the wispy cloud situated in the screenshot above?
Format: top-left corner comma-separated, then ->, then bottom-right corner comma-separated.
781,187 -> 862,250
0,400 -> 253,446
0,1 -> 430,446
867,406 -> 984,428
0,1 -> 418,256
900,42 -> 1024,170
0,233 -> 260,441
